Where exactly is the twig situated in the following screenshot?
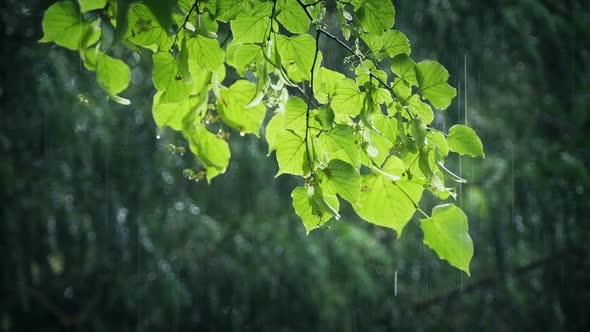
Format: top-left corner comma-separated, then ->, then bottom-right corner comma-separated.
414,250 -> 579,310
171,0 -> 199,50
294,0 -> 391,90
304,29 -> 322,175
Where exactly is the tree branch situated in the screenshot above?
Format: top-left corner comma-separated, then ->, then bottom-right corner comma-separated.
413,250 -> 578,310
294,1 -> 391,90
171,0 -> 199,50
304,29 -> 322,175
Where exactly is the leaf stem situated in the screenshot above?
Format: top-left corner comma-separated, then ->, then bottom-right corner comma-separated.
392,182 -> 430,219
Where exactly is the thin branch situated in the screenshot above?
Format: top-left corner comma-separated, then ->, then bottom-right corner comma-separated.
414,250 -> 579,310
171,0 -> 199,50
295,0 -> 314,20
294,1 -> 391,90
392,181 -> 430,218
290,85 -> 320,109
304,29 -> 322,175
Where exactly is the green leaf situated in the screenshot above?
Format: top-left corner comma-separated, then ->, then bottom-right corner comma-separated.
265,111 -> 283,154
318,125 -> 360,169
410,119 -> 427,148
415,60 -> 456,110
315,105 -> 335,130
373,113 -> 397,144
186,36 -> 225,70
40,2 -> 100,50
184,123 -> 231,182
355,60 -> 388,87
152,52 -> 193,103
275,130 -> 307,176
283,96 -> 308,136
127,2 -> 173,51
226,43 -> 263,75
381,30 -> 410,58
361,126 -> 393,166
421,204 -> 474,275
391,53 -> 417,86
361,33 -> 383,53
96,51 -> 130,95
331,78 -> 364,116
230,15 -> 271,44
353,158 -> 423,236
275,34 -> 319,83
215,0 -> 249,22
313,67 -> 345,104
406,95 -> 434,124
322,160 -> 361,204
217,80 -> 267,136
277,0 -> 310,34
291,186 -> 339,234
447,124 -> 485,158
153,92 -> 204,130
144,0 -> 175,33
355,0 -> 395,34
428,131 -> 449,157
78,0 -> 107,13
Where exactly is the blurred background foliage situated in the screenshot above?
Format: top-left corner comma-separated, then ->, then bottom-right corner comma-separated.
1,0 -> 589,331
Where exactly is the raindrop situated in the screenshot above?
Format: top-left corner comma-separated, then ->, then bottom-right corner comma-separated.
190,205 -> 200,215
156,135 -> 161,140
239,131 -> 246,137
394,270 -> 398,296
64,287 -> 74,299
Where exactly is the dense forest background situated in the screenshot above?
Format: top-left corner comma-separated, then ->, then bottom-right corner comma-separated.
1,0 -> 590,331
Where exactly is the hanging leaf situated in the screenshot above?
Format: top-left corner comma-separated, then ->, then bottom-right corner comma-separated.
353,156 -> 423,235
447,124 -> 485,158
421,204 -> 474,275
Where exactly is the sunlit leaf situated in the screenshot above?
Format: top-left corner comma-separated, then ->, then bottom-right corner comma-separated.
415,60 -> 456,110
421,204 -> 474,275
152,91 -> 204,130
318,125 -> 360,169
354,157 -> 423,236
186,35 -> 225,70
231,15 -> 271,44
183,123 -> 231,182
277,0 -> 310,34
331,78 -> 364,117
40,2 -> 100,50
322,159 -> 361,204
355,0 -> 395,35
126,2 -> 173,51
217,80 -> 266,136
447,124 -> 485,158
381,30 -> 410,58
275,130 -> 307,176
78,0 -> 107,13
152,52 -> 192,103
292,185 -> 339,234
275,34 -> 319,82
